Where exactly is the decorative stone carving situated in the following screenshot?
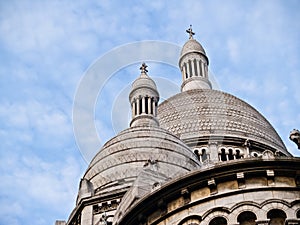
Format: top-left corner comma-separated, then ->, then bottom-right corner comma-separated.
262,150 -> 275,159
208,178 -> 217,194
181,188 -> 191,204
266,169 -> 275,186
290,129 -> 300,149
237,172 -> 245,188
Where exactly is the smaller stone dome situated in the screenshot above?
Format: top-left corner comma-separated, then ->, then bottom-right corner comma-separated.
131,74 -> 158,92
179,27 -> 210,91
180,39 -> 207,58
83,126 -> 201,195
130,63 -> 158,94
129,63 -> 160,127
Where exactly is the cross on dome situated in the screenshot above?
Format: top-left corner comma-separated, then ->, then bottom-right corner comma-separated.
186,25 -> 195,39
140,62 -> 148,74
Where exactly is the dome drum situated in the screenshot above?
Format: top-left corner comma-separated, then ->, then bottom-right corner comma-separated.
130,114 -> 159,127
181,76 -> 212,91
129,87 -> 159,103
179,52 -> 209,67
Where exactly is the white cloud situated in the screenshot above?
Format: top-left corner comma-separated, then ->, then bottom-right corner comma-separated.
0,1 -> 299,224
227,37 -> 240,64
0,151 -> 84,225
0,100 -> 72,148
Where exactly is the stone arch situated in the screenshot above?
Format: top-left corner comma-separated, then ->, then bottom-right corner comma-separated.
231,201 -> 261,211
218,147 -> 227,161
228,148 -> 234,160
291,199 -> 300,218
194,147 -> 209,162
230,201 -> 262,223
178,215 -> 202,225
200,147 -> 208,162
250,151 -> 260,158
235,148 -> 244,159
260,199 -> 294,218
194,148 -> 200,161
262,150 -> 275,159
202,207 -> 230,223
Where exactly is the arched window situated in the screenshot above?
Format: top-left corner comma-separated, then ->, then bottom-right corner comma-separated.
150,97 -> 154,114
145,96 -> 149,114
134,101 -> 137,116
297,209 -> 300,218
198,61 -> 202,77
236,149 -> 241,159
194,149 -> 200,161
138,97 -> 142,114
201,148 -> 208,162
267,209 -> 286,225
220,148 -> 227,161
194,59 -> 198,76
179,215 -> 202,225
228,148 -> 234,160
251,152 -> 259,158
237,211 -> 257,225
188,60 -> 193,77
209,217 -> 227,225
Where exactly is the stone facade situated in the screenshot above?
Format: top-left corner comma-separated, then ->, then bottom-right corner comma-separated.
57,28 -> 300,225
116,158 -> 300,225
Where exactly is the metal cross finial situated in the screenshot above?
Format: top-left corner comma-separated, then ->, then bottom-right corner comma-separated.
140,62 -> 148,74
186,25 -> 195,39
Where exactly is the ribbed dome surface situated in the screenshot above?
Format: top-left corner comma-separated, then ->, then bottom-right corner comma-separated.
181,39 -> 206,57
131,73 -> 158,92
83,126 -> 200,194
158,89 -> 288,153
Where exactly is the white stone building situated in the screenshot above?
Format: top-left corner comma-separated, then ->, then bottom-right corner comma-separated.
56,27 -> 300,225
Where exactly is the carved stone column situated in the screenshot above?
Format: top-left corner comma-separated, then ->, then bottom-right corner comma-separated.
208,141 -> 219,163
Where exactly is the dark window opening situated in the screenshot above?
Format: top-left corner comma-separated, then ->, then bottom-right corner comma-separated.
228,149 -> 234,160
236,150 -> 241,159
188,60 -> 193,77
185,63 -> 188,79
194,150 -> 200,161
220,149 -> 227,161
139,98 -> 142,114
194,59 -> 198,76
145,97 -> 148,114
201,149 -> 207,161
209,217 -> 227,225
237,211 -> 257,225
267,209 -> 286,225
199,61 -> 202,77
150,98 -> 153,114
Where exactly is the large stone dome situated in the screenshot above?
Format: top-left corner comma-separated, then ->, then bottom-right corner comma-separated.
83,126 -> 200,195
158,89 -> 289,154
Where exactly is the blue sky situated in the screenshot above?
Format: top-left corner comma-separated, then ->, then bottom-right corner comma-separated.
0,0 -> 299,224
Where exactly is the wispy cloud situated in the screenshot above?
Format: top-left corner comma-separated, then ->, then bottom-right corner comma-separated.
0,0 -> 299,224
0,151 -> 84,225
